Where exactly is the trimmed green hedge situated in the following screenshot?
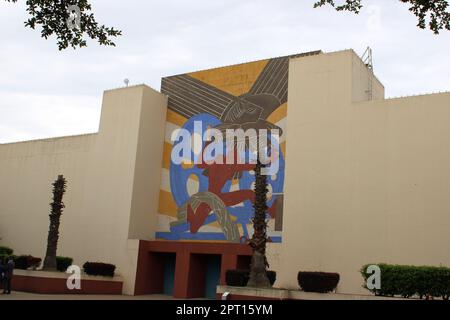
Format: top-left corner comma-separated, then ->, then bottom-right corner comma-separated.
361,263 -> 450,299
0,253 -> 71,271
298,271 -> 340,293
0,246 -> 13,256
225,269 -> 276,287
56,256 -> 73,272
225,269 -> 249,287
0,254 -> 17,264
14,255 -> 42,270
83,262 -> 116,277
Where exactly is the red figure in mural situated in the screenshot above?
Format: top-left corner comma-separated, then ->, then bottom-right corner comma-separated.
186,146 -> 277,233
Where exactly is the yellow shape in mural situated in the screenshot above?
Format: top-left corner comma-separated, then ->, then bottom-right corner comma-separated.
188,59 -> 269,97
267,103 -> 287,124
166,109 -> 187,127
162,142 -> 172,170
158,190 -> 178,217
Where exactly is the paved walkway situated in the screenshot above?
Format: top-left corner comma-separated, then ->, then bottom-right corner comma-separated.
0,291 -> 178,300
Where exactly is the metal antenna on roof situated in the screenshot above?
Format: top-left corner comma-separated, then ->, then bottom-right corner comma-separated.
362,47 -> 374,101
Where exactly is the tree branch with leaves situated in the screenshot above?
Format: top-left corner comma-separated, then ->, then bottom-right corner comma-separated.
3,0 -> 121,50
314,0 -> 449,34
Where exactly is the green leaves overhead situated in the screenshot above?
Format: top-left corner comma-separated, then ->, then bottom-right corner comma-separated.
314,0 -> 449,34
3,0 -> 121,50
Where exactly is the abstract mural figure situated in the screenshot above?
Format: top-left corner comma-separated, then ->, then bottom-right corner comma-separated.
176,192 -> 241,243
161,51 -> 322,242
183,96 -> 283,237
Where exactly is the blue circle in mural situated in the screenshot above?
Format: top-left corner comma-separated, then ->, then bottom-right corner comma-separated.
170,113 -> 222,207
169,115 -> 285,240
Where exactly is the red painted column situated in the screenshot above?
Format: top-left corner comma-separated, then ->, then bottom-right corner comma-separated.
173,251 -> 191,298
220,254 -> 238,285
134,241 -> 152,295
186,254 -> 207,298
134,241 -> 167,295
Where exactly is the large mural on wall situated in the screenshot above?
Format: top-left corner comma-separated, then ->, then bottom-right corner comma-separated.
155,51 -> 321,243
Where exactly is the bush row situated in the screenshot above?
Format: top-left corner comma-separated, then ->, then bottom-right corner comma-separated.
83,262 -> 116,277
0,247 -> 14,264
225,269 -> 341,294
1,255 -> 71,271
0,254 -> 17,264
298,272 -> 340,293
0,247 -> 115,276
225,269 -> 276,287
1,253 -> 115,277
0,246 -> 13,256
56,256 -> 73,272
14,255 -> 42,270
361,263 -> 450,299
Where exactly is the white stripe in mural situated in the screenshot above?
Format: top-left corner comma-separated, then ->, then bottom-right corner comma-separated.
275,117 -> 287,144
160,168 -> 200,195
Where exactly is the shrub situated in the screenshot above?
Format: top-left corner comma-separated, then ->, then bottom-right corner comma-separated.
0,254 -> 17,264
14,255 -> 42,270
298,271 -> 340,293
27,256 -> 42,270
13,256 -> 27,269
56,256 -> 73,272
361,263 -> 450,299
226,269 -> 249,287
83,262 -> 116,277
225,269 -> 276,287
0,247 -> 13,256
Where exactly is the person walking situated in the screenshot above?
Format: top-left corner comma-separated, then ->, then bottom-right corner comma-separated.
3,258 -> 14,294
0,260 -> 4,284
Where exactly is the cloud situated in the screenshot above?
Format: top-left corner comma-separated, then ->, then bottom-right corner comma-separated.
0,92 -> 100,143
0,0 -> 449,143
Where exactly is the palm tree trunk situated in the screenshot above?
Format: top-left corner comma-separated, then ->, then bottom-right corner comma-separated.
43,175 -> 67,271
247,160 -> 270,288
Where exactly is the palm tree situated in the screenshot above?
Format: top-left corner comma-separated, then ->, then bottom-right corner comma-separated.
43,175 -> 67,271
247,159 -> 271,287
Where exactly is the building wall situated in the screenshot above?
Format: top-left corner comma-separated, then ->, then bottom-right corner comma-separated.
1,50 -> 449,297
279,50 -> 450,294
0,133 -> 96,264
128,87 -> 168,240
0,85 -> 167,295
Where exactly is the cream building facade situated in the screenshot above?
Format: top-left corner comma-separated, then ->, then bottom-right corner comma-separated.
0,49 -> 449,297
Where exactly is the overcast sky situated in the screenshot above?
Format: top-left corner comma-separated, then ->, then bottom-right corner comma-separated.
0,0 -> 449,143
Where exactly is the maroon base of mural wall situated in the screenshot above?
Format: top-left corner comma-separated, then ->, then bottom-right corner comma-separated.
0,275 -> 122,295
134,240 -> 252,298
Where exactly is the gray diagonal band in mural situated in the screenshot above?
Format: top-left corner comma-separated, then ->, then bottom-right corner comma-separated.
249,51 -> 322,105
250,57 -> 288,100
161,74 -> 236,119
161,51 -> 322,121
